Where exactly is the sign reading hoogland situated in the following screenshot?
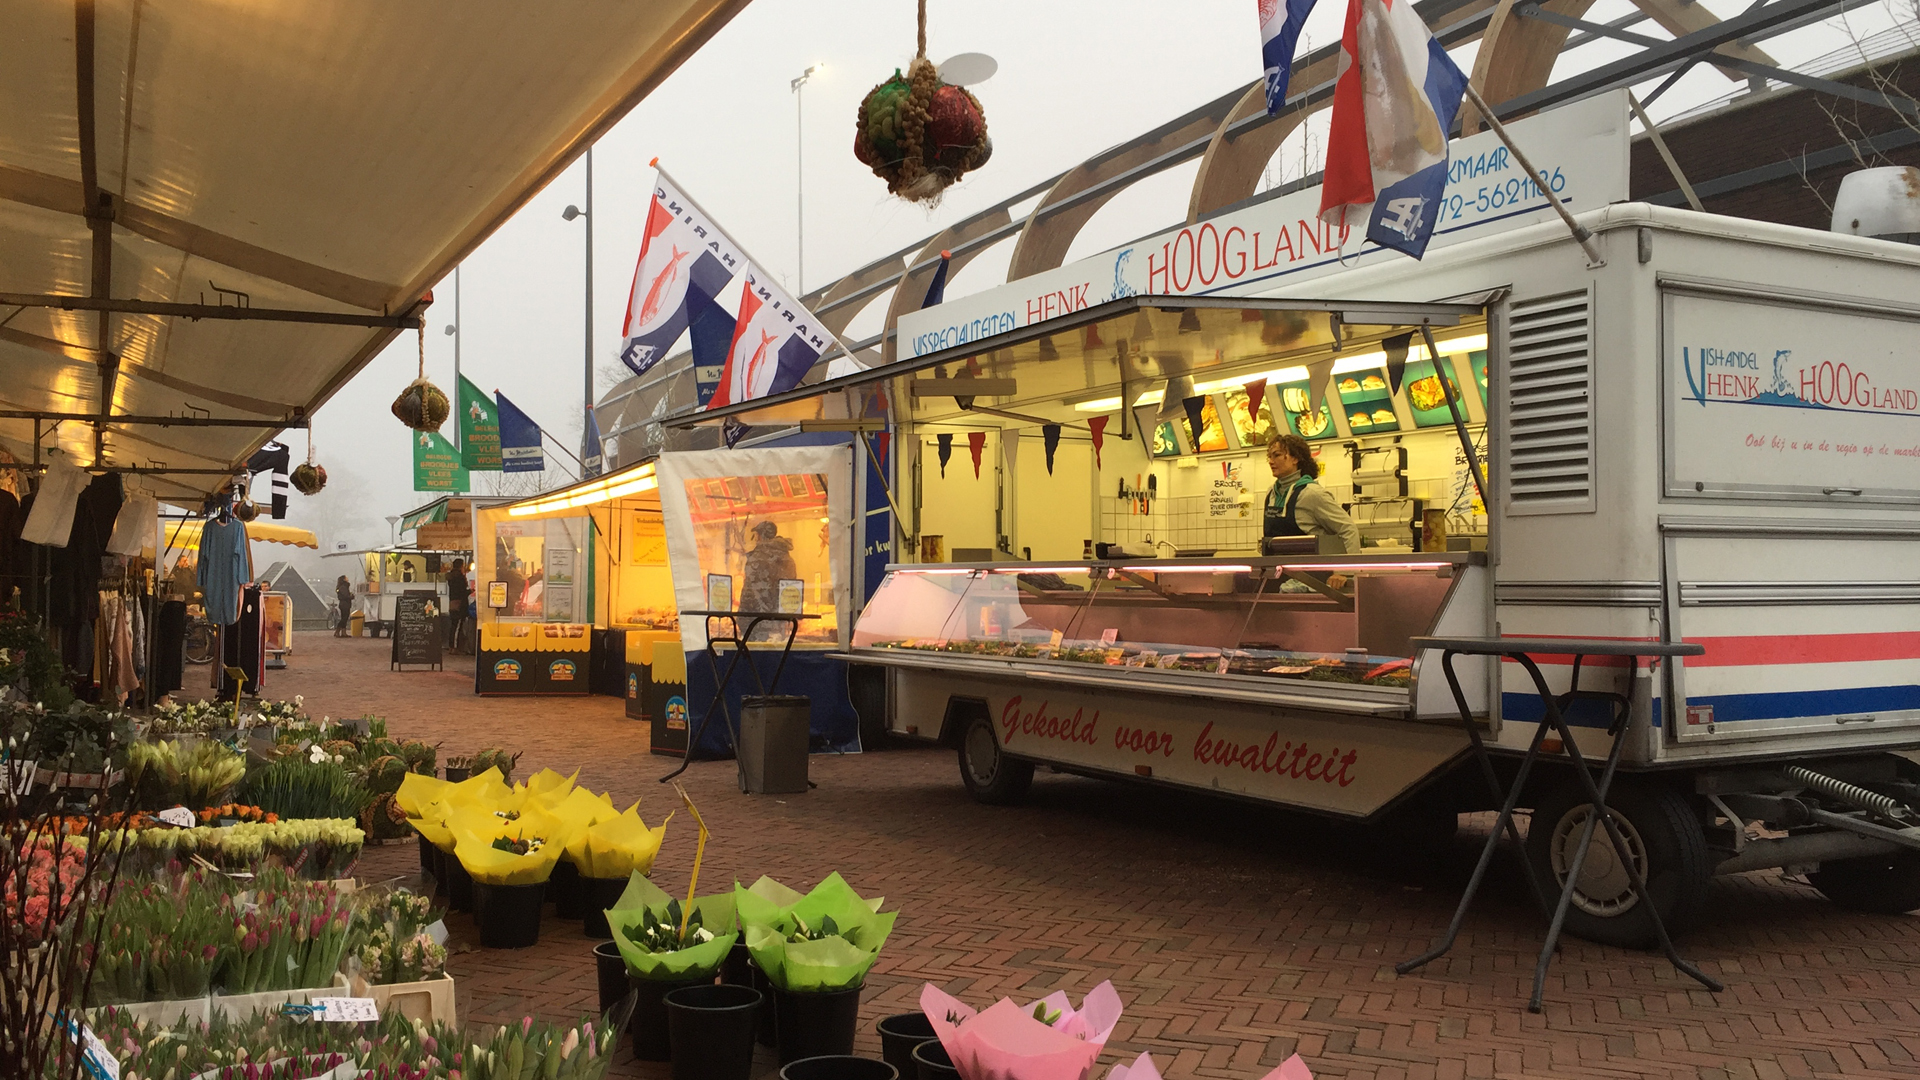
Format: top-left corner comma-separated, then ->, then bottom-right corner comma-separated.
1664,288 -> 1920,502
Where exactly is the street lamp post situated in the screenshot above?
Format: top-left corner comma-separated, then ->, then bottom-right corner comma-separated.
562,147 -> 594,467
791,64 -> 822,295
443,265 -> 460,457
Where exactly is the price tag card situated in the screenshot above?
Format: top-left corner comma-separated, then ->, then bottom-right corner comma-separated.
310,997 -> 380,1023
70,1020 -> 120,1080
156,806 -> 197,829
1099,628 -> 1119,645
425,920 -> 449,946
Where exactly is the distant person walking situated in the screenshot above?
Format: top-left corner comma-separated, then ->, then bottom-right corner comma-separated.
334,575 -> 354,637
446,559 -> 471,651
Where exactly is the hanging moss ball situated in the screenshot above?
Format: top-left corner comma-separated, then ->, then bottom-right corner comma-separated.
291,463 -> 327,495
853,58 -> 990,203
390,378 -> 451,432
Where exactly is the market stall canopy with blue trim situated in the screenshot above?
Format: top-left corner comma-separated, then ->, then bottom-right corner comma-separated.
0,0 -> 750,500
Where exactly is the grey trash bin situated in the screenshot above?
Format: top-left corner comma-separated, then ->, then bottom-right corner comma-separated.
739,695 -> 810,794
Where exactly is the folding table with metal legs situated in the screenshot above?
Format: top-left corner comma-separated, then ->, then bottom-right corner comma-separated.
658,610 -> 817,787
1397,635 -> 1723,1011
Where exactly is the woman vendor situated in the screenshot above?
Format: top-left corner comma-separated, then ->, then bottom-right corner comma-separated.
1264,432 -> 1360,553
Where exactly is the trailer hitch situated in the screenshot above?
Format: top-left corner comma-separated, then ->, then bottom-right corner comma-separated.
1804,808 -> 1920,854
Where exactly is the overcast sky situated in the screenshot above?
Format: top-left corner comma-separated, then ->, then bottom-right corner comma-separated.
262,0 -> 1917,583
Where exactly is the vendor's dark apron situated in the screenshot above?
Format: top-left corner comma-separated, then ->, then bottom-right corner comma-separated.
1264,476 -> 1317,538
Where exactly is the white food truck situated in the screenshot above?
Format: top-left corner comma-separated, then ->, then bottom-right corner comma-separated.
687,98 -> 1920,946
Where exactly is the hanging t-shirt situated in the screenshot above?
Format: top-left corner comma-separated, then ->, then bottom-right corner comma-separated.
107,491 -> 157,557
22,452 -> 92,547
197,515 -> 252,625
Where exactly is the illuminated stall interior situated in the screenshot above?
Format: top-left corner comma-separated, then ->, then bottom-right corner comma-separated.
474,463 -> 671,630
672,468 -> 842,645
691,296 -> 1495,695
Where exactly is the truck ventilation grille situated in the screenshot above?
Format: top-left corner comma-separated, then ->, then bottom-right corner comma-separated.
1505,289 -> 1594,510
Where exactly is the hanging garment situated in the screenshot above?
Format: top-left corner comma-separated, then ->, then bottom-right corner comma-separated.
131,592 -> 148,684
197,515 -> 252,624
110,594 -> 137,700
107,491 -> 157,556
153,599 -> 186,694
246,442 -> 291,519
22,452 -> 91,546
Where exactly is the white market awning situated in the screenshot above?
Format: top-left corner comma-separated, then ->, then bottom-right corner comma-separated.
0,0 -> 749,500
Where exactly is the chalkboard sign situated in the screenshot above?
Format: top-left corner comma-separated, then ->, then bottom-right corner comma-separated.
390,590 -> 443,671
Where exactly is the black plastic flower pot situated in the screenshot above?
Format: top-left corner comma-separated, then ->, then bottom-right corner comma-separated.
628,973 -> 713,1062
877,1013 -> 935,1076
551,859 -> 584,917
417,834 -> 435,879
722,940 -> 753,987
911,1040 -> 959,1080
580,876 -> 629,938
444,766 -> 470,783
592,941 -> 629,1014
772,984 -> 862,1065
780,1056 -> 898,1080
665,983 -> 762,1080
472,881 -> 546,949
753,963 -> 777,1047
444,853 -> 474,913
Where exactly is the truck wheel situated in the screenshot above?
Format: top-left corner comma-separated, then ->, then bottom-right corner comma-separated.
958,714 -> 1032,805
1524,780 -> 1711,949
1810,853 -> 1920,914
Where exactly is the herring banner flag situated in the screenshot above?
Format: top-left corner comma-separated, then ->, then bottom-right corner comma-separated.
706,267 -> 836,411
619,171 -> 743,378
1318,0 -> 1468,259
1260,0 -> 1319,115
496,392 -> 545,473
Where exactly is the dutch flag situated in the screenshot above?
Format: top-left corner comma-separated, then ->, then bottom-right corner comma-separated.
1259,0 -> 1319,116
1317,0 -> 1468,259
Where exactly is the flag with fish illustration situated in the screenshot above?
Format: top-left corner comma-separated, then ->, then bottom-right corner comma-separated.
619,170 -> 743,377
706,267 -> 835,411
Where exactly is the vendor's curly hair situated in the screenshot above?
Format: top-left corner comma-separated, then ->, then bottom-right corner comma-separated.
1267,432 -> 1319,478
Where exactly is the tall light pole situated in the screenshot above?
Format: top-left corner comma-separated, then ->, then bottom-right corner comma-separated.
562,147 -> 593,466
443,265 -> 460,457
791,64 -> 822,295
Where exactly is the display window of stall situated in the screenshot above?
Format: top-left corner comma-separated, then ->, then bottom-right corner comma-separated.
491,516 -> 586,622
855,558 -> 1470,692
597,503 -> 677,630
677,472 -> 838,643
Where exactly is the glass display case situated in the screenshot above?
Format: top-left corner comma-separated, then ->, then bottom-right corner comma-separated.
851,554 -> 1484,700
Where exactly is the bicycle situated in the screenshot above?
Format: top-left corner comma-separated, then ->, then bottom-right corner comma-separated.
184,613 -> 217,665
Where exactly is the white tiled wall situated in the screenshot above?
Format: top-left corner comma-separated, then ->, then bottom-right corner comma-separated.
1098,494 -> 1262,552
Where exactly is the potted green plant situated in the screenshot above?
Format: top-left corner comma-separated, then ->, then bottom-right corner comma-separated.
605,875 -> 738,1061
735,873 -> 898,1064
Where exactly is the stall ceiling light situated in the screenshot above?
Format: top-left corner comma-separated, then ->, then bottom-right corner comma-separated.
507,468 -> 657,517
1072,334 -> 1487,410
989,566 -> 1093,575
1119,564 -> 1253,574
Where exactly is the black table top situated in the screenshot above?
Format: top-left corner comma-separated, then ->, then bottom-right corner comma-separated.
1410,635 -> 1705,658
684,610 -> 820,621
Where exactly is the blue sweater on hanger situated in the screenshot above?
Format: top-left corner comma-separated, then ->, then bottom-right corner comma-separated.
197,516 -> 252,625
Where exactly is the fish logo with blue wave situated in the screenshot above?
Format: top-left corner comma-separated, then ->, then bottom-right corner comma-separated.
1682,348 -> 1819,409
1107,249 -> 1136,301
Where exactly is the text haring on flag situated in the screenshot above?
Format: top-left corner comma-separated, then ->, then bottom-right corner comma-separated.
707,268 -> 834,446
619,174 -> 741,378
1317,0 -> 1468,259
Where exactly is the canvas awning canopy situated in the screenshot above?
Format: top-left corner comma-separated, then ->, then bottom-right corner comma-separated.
164,519 -> 317,550
494,460 -> 660,524
0,0 -> 749,501
673,296 -> 1485,434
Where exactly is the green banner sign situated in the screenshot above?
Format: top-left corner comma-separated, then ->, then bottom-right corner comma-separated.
413,430 -> 469,492
458,374 -> 502,470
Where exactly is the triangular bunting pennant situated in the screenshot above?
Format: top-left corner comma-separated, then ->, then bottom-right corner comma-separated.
1306,359 -> 1336,416
1383,333 -> 1413,394
1003,429 -> 1019,474
937,433 -> 953,478
967,432 -> 987,479
922,250 -> 952,308
1182,395 -> 1207,450
873,431 -> 891,469
1042,425 -> 1062,474
1089,416 -> 1108,470
1243,378 -> 1269,424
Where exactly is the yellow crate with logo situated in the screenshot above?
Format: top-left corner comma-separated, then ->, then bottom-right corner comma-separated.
476,622 -> 540,694
536,623 -> 592,695
623,629 -> 683,721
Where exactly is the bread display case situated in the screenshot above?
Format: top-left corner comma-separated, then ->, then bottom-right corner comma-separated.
851,553 -> 1487,718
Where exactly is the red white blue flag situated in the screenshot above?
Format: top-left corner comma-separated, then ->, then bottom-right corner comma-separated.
1260,0 -> 1320,115
619,172 -> 741,377
708,268 -> 832,412
1317,0 -> 1468,259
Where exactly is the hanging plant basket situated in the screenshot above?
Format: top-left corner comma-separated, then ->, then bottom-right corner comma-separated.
232,497 -> 259,522
391,378 -> 450,432
291,463 -> 327,495
853,3 -> 990,203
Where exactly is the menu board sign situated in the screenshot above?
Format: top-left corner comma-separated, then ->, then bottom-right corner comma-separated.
390,591 -> 442,670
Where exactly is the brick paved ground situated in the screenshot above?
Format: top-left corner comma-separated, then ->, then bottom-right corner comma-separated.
248,633 -> 1920,1079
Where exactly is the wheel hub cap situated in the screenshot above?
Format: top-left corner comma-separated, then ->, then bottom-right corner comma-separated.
965,724 -> 1000,785
1549,805 -> 1649,918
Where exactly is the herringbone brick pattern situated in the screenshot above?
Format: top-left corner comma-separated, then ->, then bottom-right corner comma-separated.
260,634 -> 1920,1079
